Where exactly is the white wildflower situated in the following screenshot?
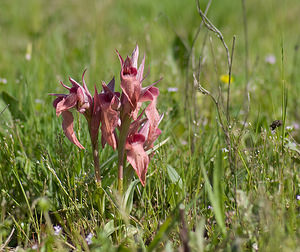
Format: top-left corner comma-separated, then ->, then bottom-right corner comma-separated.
0,78 -> 7,84
286,126 -> 293,131
222,148 -> 229,153
85,232 -> 93,245
35,99 -> 44,104
252,242 -> 258,251
293,122 -> 299,130
167,87 -> 178,92
54,225 -> 62,236
265,54 -> 276,64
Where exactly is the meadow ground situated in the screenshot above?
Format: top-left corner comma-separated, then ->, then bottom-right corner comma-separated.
0,0 -> 299,251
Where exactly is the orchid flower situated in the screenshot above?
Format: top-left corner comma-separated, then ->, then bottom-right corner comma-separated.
125,116 -> 163,186
50,45 -> 163,192
116,45 -> 162,190
117,46 -> 145,119
51,70 -> 102,184
125,132 -> 149,186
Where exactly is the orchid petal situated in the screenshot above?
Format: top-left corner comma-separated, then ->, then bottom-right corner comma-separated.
52,96 -> 65,109
107,77 -> 115,92
116,49 -> 124,66
118,49 -> 140,111
89,86 -> 101,142
120,76 -> 141,110
55,93 -> 78,116
139,120 -> 150,138
145,127 -> 162,150
100,96 -> 119,150
69,77 -> 81,88
82,69 -> 93,103
131,45 -> 139,69
128,110 -> 147,136
99,81 -> 120,149
140,77 -> 163,94
59,81 -> 71,90
137,54 -> 145,82
61,111 -> 85,149
49,93 -> 67,97
145,86 -> 160,126
126,133 -> 149,186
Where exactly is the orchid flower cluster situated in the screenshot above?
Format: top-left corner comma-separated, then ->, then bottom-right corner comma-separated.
51,45 -> 162,191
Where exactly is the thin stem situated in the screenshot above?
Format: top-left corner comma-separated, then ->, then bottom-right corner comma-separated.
185,0 -> 212,110
226,36 -> 236,123
237,0 -> 251,145
185,0 -> 212,152
209,36 -> 224,109
117,114 -> 132,195
196,1 -> 231,69
117,150 -> 124,194
92,136 -> 101,187
280,41 -> 287,155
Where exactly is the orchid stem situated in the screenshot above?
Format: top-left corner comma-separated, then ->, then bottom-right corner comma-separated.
91,135 -> 101,187
117,145 -> 124,194
117,114 -> 131,195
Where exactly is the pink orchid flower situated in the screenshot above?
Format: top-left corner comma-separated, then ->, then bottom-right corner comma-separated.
50,46 -> 163,190
117,45 -> 145,119
116,45 -> 163,187
139,114 -> 163,151
51,71 -> 97,149
125,114 -> 162,186
51,70 -> 102,184
139,86 -> 161,150
125,132 -> 149,186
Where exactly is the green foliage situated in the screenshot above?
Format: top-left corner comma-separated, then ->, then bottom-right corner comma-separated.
0,0 -> 299,251
1,91 -> 27,122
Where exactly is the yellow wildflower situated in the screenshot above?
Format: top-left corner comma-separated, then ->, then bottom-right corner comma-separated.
220,74 -> 234,84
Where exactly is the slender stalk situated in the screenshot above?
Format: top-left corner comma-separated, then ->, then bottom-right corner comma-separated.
185,0 -> 212,152
91,136 -> 101,186
117,148 -> 125,194
238,0 -> 251,144
226,36 -> 236,123
117,114 -> 131,195
280,41 -> 287,156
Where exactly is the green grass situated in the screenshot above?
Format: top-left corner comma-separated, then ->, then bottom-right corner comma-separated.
0,0 -> 299,251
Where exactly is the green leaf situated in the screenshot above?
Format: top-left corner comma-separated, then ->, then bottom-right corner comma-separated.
201,164 -> 226,236
166,165 -> 183,189
103,220 -> 116,238
16,153 -> 34,176
1,91 -> 26,121
0,98 -> 13,134
123,179 -> 139,213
